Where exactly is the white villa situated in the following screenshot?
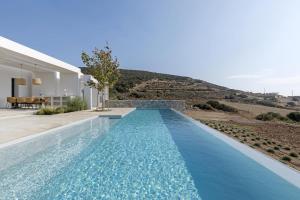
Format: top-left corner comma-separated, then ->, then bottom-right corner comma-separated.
0,36 -> 99,109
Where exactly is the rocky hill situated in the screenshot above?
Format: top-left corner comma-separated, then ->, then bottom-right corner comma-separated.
111,69 -> 240,104
81,68 -> 289,107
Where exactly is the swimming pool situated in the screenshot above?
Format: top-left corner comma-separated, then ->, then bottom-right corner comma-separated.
0,109 -> 299,199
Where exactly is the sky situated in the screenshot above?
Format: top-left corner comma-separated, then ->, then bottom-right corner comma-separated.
1,0 -> 300,96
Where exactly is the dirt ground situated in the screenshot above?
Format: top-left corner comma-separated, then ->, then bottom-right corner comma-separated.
220,101 -> 296,118
185,109 -> 300,171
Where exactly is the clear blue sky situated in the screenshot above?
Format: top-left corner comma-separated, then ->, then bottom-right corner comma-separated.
1,0 -> 300,96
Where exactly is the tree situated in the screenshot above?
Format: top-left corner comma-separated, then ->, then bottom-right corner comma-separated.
81,45 -> 120,110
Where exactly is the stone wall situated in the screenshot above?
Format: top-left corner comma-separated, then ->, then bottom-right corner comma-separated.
107,100 -> 186,111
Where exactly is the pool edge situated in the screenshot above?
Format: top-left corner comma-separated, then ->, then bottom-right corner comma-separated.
0,108 -> 136,149
171,109 -> 300,189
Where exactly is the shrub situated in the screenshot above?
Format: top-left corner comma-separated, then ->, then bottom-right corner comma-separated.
287,112 -> 300,122
286,102 -> 296,107
257,100 -> 277,107
289,152 -> 298,158
55,107 -> 66,114
206,101 -> 238,113
281,156 -> 291,161
207,101 -> 220,108
193,103 -> 213,110
254,143 -> 261,147
66,97 -> 87,112
129,92 -> 143,98
283,147 -> 290,151
256,112 -> 287,121
36,97 -> 87,115
36,107 -> 57,115
274,146 -> 280,150
267,149 -> 275,153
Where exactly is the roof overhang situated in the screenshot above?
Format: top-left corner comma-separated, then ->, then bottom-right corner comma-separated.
0,36 -> 80,74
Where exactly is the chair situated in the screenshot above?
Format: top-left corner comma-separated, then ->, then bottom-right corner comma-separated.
7,97 -> 17,108
25,97 -> 35,108
43,97 -> 51,107
16,97 -> 26,108
33,97 -> 43,108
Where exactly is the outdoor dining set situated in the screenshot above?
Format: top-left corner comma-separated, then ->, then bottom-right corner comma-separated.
7,97 -> 50,108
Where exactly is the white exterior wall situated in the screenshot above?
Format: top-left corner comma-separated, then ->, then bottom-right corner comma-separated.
59,73 -> 80,96
81,75 -> 99,109
31,72 -> 81,97
92,88 -> 98,107
32,72 -> 57,96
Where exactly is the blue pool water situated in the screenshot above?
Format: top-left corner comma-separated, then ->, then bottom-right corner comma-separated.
0,109 -> 299,199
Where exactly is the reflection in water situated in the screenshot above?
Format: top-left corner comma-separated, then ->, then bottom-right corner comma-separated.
0,117 -> 116,199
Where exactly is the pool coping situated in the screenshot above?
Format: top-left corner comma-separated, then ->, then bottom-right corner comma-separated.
0,108 -> 136,149
172,109 -> 300,189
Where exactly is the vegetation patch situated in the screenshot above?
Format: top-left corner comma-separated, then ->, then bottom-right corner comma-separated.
256,112 -> 287,121
287,112 -> 300,122
206,101 -> 238,113
36,107 -> 58,115
36,97 -> 87,115
267,149 -> 275,153
257,100 -> 277,107
274,146 -> 280,150
283,147 -> 291,151
254,143 -> 261,147
289,152 -> 298,158
281,156 -> 291,162
193,103 -> 213,110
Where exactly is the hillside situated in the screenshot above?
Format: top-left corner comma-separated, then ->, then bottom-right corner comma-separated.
81,68 -> 295,107
112,69 -> 240,104
103,69 -> 238,101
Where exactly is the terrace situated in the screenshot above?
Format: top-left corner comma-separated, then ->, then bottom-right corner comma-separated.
0,36 -> 98,109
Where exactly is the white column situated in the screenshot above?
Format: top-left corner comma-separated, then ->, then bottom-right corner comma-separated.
55,71 -> 60,96
84,87 -> 92,110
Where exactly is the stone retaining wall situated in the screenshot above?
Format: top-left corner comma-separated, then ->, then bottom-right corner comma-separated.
107,100 -> 186,111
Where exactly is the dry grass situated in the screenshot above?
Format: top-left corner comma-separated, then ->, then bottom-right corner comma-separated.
220,101 -> 297,118
201,120 -> 300,171
185,103 -> 300,171
185,110 -> 256,124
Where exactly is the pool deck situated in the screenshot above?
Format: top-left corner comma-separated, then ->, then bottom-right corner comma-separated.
0,108 -> 135,145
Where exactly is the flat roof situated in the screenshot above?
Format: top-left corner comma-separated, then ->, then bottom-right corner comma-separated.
0,36 -> 80,74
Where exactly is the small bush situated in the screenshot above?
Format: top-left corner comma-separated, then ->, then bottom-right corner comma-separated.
254,143 -> 261,147
274,146 -> 280,150
283,147 -> 291,151
206,101 -> 237,113
287,112 -> 300,122
66,97 -> 87,112
35,97 -> 87,115
286,102 -> 296,107
281,156 -> 291,161
207,100 -> 220,108
55,107 -> 66,114
193,103 -> 213,110
36,107 -> 57,115
267,149 -> 275,153
257,100 -> 277,107
256,112 -> 287,121
289,152 -> 298,158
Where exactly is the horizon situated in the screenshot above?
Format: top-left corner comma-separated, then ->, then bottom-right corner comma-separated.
1,0 -> 300,96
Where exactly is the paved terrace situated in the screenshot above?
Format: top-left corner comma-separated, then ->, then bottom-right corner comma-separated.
0,108 -> 135,145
